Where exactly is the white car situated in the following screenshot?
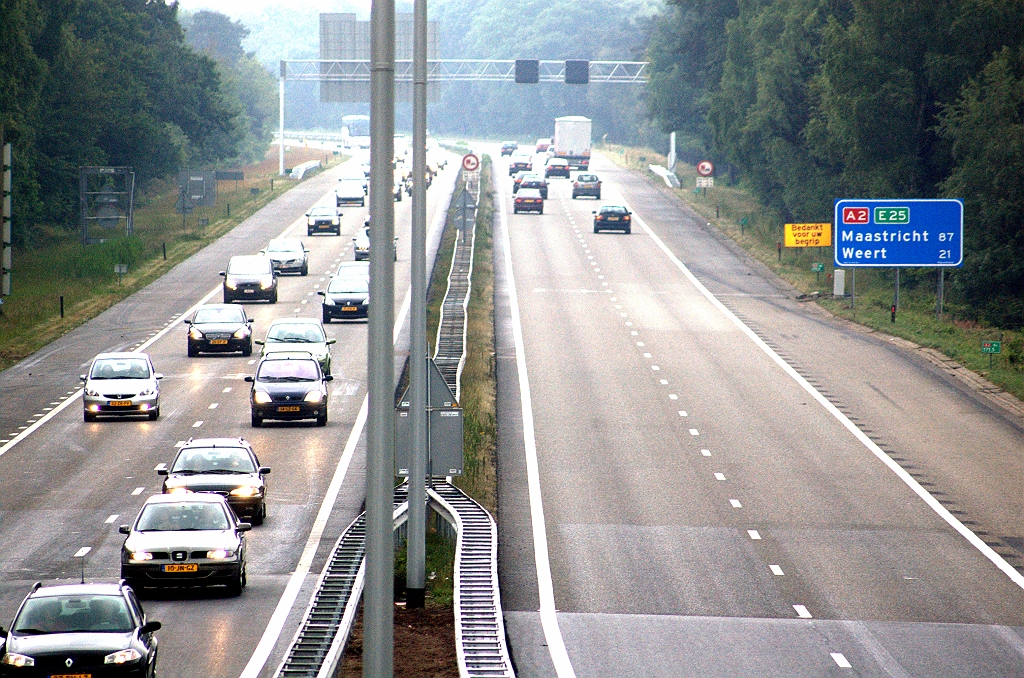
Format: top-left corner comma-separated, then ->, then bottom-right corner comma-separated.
81,352 -> 162,422
335,179 -> 366,207
353,218 -> 398,261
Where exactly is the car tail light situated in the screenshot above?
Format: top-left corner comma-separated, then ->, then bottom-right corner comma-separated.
624,215 -> 631,221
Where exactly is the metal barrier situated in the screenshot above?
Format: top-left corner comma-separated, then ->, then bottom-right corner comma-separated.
290,160 -> 322,181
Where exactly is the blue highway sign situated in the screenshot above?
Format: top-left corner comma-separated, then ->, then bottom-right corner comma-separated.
834,199 -> 963,267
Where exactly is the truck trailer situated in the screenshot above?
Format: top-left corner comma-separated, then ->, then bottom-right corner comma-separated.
552,116 -> 592,170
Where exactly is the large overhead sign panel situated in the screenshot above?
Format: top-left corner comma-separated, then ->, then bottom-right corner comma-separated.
833,199 -> 964,267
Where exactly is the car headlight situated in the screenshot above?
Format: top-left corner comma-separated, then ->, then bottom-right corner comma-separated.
189,327 -> 204,340
307,218 -> 315,226
129,551 -> 153,561
233,328 -> 250,339
323,296 -> 335,306
259,275 -> 274,290
253,391 -> 272,404
362,298 -> 369,306
304,390 -> 324,403
332,217 -> 340,225
207,549 -> 236,560
225,280 -> 238,290
1,653 -> 34,667
104,649 -> 142,664
230,485 -> 260,498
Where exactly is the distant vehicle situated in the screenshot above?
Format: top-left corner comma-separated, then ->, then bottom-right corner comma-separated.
335,179 -> 366,208
260,238 -> 309,276
593,205 -> 632,234
159,437 -> 270,525
0,581 -> 160,676
120,493 -> 249,595
512,171 -> 536,193
508,152 -> 532,176
334,260 -> 370,278
244,352 -> 332,427
353,222 -> 398,262
186,304 -> 253,357
221,255 -> 277,303
545,158 -> 571,179
535,137 -> 553,153
520,176 -> 549,199
500,141 -> 518,156
553,116 -> 592,169
256,317 -> 335,375
360,161 -> 371,177
514,188 -> 544,214
319,269 -> 370,322
338,168 -> 368,194
341,114 -> 371,149
572,173 -> 602,199
81,352 -> 162,422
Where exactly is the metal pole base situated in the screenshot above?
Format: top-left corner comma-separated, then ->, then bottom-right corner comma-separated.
406,588 -> 426,609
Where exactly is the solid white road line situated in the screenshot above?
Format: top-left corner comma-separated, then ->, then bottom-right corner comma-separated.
497,167 -> 577,678
626,198 -> 1024,591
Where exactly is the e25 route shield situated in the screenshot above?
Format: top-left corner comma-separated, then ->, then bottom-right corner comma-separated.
834,199 -> 963,267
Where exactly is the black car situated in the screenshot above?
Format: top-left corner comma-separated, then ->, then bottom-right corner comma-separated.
0,581 -> 160,678
306,205 -> 343,235
593,205 -> 632,234
220,255 -> 278,304
186,304 -> 253,356
513,188 -> 544,214
544,158 -> 571,178
245,352 -> 332,427
319,271 -> 369,322
159,437 -> 270,525
520,177 -> 548,199
512,171 -> 535,193
508,153 -> 532,176
500,141 -> 518,156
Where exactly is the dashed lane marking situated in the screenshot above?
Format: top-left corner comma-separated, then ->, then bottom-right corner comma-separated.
701,449 -> 711,456
794,605 -> 813,619
748,530 -> 762,540
678,411 -> 688,417
714,473 -> 726,481
105,515 -> 119,524
209,403 -> 219,409
770,565 -> 784,576
248,360 -> 256,365
174,441 -> 187,447
730,499 -> 742,508
74,547 -> 91,558
131,487 -> 145,496
223,387 -> 232,393
831,653 -> 852,669
689,429 -> 699,436
660,379 -> 668,385
193,421 -> 203,428
154,463 -> 167,471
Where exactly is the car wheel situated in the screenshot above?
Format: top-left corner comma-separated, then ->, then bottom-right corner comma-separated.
148,408 -> 159,421
625,227 -> 631,234
242,341 -> 253,357
251,413 -> 262,428
307,229 -> 313,236
187,343 -> 198,358
223,294 -> 232,304
301,264 -> 308,276
269,289 -> 278,304
84,411 -> 97,422
594,225 -> 600,233
316,413 -> 328,427
252,503 -> 266,526
226,566 -> 245,597
322,310 -> 331,324
539,207 -> 544,214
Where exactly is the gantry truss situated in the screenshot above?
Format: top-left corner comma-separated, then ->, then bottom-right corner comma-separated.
281,59 -> 648,83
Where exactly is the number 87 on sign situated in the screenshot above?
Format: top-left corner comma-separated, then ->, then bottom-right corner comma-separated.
834,198 -> 964,267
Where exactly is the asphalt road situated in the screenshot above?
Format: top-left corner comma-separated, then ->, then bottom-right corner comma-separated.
0,153 -> 459,678
495,150 -> 1024,677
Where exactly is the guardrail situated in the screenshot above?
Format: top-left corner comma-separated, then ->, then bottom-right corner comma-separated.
290,160 -> 322,181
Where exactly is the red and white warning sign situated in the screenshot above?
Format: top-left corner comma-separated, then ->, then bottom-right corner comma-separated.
696,160 -> 714,177
461,154 -> 480,172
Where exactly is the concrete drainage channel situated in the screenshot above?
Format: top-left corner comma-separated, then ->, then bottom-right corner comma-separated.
274,158 -> 515,677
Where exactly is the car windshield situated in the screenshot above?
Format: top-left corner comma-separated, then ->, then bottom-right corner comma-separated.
578,175 -> 598,182
265,240 -> 302,253
227,257 -> 270,275
266,323 -> 324,343
193,307 -> 244,324
601,206 -> 628,215
90,358 -> 150,380
13,595 -> 133,635
257,360 -> 319,382
136,502 -> 230,531
171,447 -> 256,474
328,276 -> 369,293
308,207 -> 335,217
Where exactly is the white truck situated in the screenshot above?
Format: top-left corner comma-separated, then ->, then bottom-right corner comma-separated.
552,116 -> 592,170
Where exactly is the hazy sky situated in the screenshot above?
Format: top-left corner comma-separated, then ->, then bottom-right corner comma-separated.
176,0 -> 371,20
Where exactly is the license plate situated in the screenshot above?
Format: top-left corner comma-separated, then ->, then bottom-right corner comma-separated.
341,306 -> 358,312
607,216 -> 619,221
210,339 -> 229,345
277,405 -> 301,412
243,289 -> 255,294
163,563 -> 198,573
51,674 -> 90,678
109,400 -> 132,407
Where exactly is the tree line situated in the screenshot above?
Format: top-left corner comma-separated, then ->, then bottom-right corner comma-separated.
0,0 -> 275,245
646,0 -> 1024,329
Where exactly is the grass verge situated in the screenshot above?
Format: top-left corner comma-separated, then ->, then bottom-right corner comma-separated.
599,143 -> 1024,402
0,146 -> 346,371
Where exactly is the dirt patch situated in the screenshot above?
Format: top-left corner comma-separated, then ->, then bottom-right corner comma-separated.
339,604 -> 459,677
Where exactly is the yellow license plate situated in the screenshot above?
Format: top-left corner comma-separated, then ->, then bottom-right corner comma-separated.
607,216 -> 619,221
163,563 -> 197,573
341,306 -> 358,312
109,400 -> 132,407
210,339 -> 229,345
277,405 -> 301,412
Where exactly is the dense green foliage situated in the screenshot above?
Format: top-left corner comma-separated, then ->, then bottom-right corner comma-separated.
646,0 -> 1024,328
0,0 -> 259,244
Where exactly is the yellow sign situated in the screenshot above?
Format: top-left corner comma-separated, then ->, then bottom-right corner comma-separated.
785,223 -> 832,247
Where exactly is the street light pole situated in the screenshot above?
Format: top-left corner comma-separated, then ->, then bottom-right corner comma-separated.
278,62 -> 286,177
406,0 -> 429,610
365,0 -> 396,674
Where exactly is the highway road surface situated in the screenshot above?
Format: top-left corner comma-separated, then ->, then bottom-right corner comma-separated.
494,149 -> 1024,677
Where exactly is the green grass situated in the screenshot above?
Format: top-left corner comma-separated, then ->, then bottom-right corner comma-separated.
599,143 -> 1024,402
0,147 -> 347,371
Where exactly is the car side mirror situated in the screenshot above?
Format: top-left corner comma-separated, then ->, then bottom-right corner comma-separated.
236,523 -> 252,532
259,466 -> 271,475
254,339 -> 264,345
0,625 -> 6,638
317,291 -> 325,297
244,376 -> 254,383
258,250 -> 266,255
592,211 -> 597,215
304,212 -> 311,217
324,375 -> 334,382
118,525 -> 131,535
140,621 -> 161,634
327,338 -> 336,345
154,373 -> 163,380
80,374 -> 87,381
157,468 -> 168,476
304,249 -> 310,253
184,319 -> 192,325
219,271 -> 226,277
352,237 -> 357,242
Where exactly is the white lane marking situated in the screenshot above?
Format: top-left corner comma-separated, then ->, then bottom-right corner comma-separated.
597,275 -> 604,279
831,653 -> 852,668
74,547 -> 91,558
678,411 -> 688,417
208,403 -> 219,409
642,352 -> 651,358
247,359 -> 256,365
192,421 -> 203,428
301,300 -> 308,305
748,530 -> 762,540
689,428 -> 699,436
223,387 -> 232,393
104,515 -> 120,524
626,200 -> 1024,591
619,312 -> 627,317
659,379 -> 668,385
794,605 -> 812,618
701,449 -> 711,456
770,565 -> 784,576
174,441 -> 187,447
495,171 -> 577,678
154,463 -> 167,471
131,487 -> 145,496
669,394 -> 678,400
714,473 -> 726,481
651,365 -> 660,371
730,499 -> 742,508
630,331 -> 638,336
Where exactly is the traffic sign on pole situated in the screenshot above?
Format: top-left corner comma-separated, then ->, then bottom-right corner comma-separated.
461,153 -> 480,172
833,199 -> 964,267
696,160 -> 714,177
